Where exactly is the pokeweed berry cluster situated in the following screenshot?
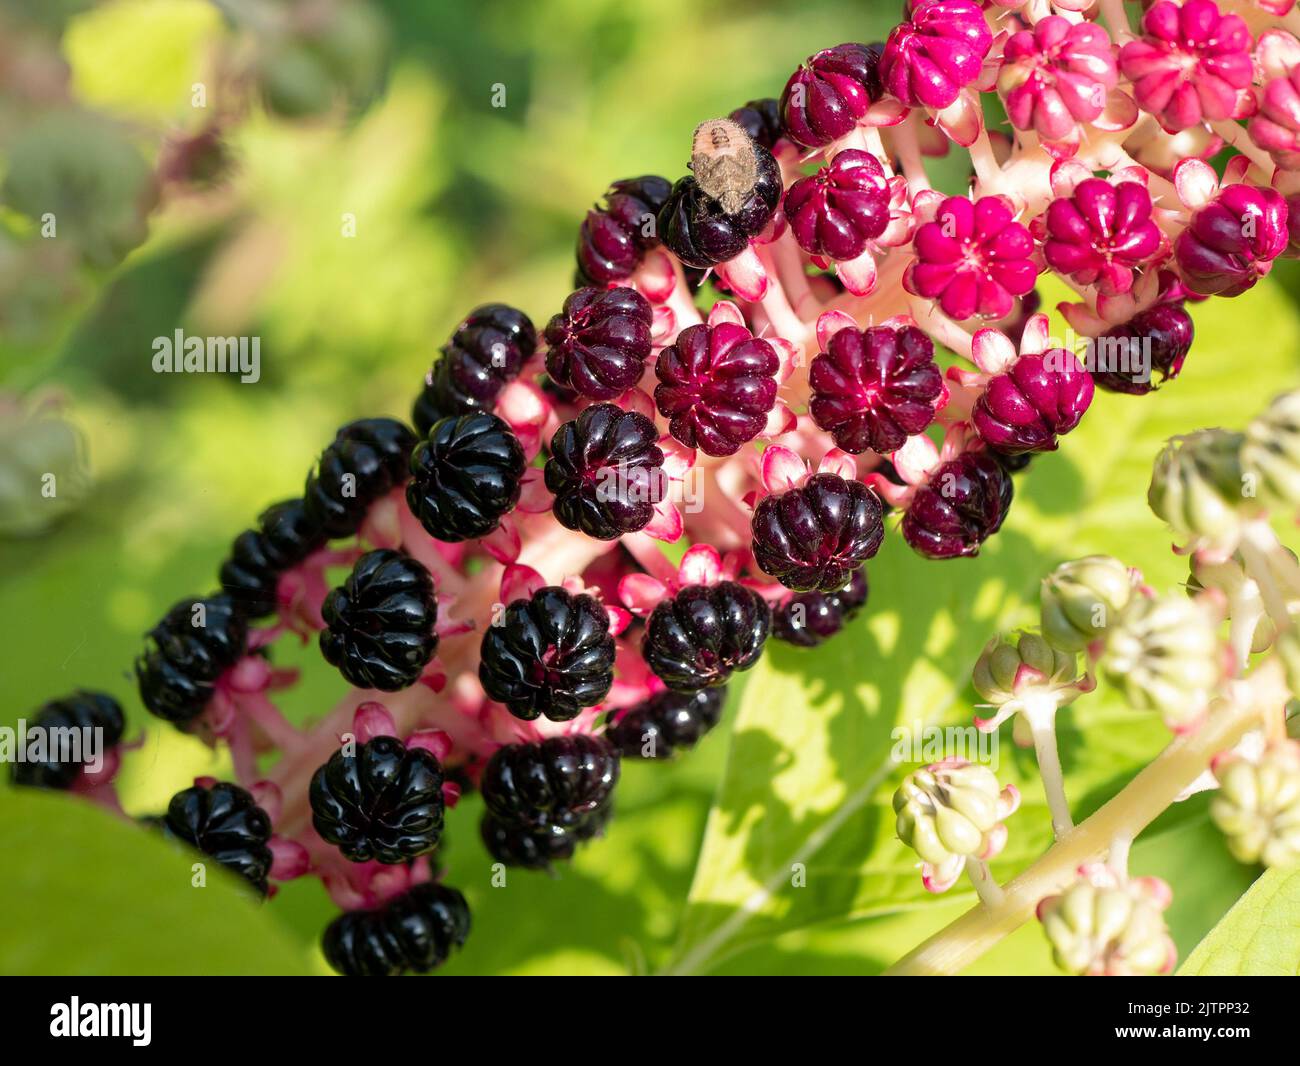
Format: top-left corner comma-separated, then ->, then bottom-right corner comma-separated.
14,0 -> 1300,977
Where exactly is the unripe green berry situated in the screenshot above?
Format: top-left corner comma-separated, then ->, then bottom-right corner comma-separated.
1241,390 -> 1300,511
1211,740 -> 1300,868
1038,865 -> 1175,976
1040,555 -> 1134,652
1148,430 -> 1253,553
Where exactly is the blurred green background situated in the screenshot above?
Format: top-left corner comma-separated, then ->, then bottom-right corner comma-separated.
3,0 -> 1300,977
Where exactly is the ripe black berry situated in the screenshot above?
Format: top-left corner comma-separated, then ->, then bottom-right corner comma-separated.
480,806 -> 611,870
161,781 -> 273,894
773,568 -> 869,647
544,286 -> 654,400
479,586 -> 616,721
320,549 -> 438,692
310,734 -> 445,863
413,304 -> 537,434
606,687 -> 726,758
544,403 -> 665,540
729,98 -> 784,151
1092,302 -> 1194,395
406,412 -> 526,542
136,593 -> 248,724
576,176 -> 673,287
322,882 -> 470,977
751,473 -> 884,592
305,418 -> 419,538
481,734 -> 620,828
11,691 -> 125,790
219,498 -> 325,617
901,452 -> 1013,559
643,581 -> 771,692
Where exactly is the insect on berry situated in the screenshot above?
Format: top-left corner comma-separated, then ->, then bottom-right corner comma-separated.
690,118 -> 761,216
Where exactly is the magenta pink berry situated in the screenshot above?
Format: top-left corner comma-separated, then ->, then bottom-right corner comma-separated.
901,452 -> 1012,559
1040,179 -> 1163,297
1287,193 -> 1300,259
999,17 -> 1119,143
1093,302 -> 1195,395
654,321 -> 779,457
972,350 -> 1095,454
879,0 -> 993,111
779,43 -> 883,149
784,150 -> 890,263
1119,0 -> 1253,134
809,324 -> 943,454
1174,184 -> 1291,297
1248,69 -> 1300,170
904,196 -> 1038,321
544,286 -> 653,400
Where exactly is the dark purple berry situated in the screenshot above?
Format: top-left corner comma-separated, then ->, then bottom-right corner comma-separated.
11,691 -> 125,790
1092,302 -> 1194,395
479,586 -> 616,721
809,324 -> 943,454
322,882 -> 470,977
544,403 -> 665,540
901,452 -> 1013,559
575,176 -> 672,286
406,412 -> 526,542
219,498 -> 325,618
480,734 -> 619,828
305,418 -> 418,538
972,350 -> 1095,454
729,98 -> 784,151
480,805 -> 611,870
751,473 -> 884,592
654,321 -> 779,457
607,687 -> 726,758
320,549 -> 438,692
544,286 -> 653,400
136,593 -> 248,724
784,149 -> 890,262
309,734 -> 445,864
160,781 -> 272,894
773,567 -> 869,647
413,304 -> 537,434
780,43 -> 883,149
643,581 -> 771,692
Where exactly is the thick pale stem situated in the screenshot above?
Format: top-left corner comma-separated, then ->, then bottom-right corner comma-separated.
1022,694 -> 1072,839
890,117 -> 932,196
1098,0 -> 1133,40
968,126 -> 1003,194
965,857 -> 1004,907
1238,521 -> 1295,634
907,296 -> 974,360
1208,120 -> 1276,177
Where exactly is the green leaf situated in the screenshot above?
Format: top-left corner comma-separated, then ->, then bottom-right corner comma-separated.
664,278 -> 1300,975
0,787 -> 311,975
1179,868 -> 1300,976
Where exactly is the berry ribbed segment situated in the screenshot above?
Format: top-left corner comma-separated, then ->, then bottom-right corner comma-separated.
1250,68 -> 1300,170
657,140 -> 781,269
309,734 -> 445,864
1174,184 -> 1290,297
607,687 -> 726,758
999,17 -> 1119,143
220,497 -> 325,617
406,411 -> 526,542
136,593 -> 248,724
320,550 -> 438,692
322,882 -> 470,977
779,43 -> 882,148
809,324 -> 943,454
879,0 -> 993,110
545,403 -> 665,540
972,350 -> 1095,454
479,586 -> 617,721
413,304 -> 536,434
11,691 -> 125,789
480,806 -> 610,870
654,321 -> 779,457
543,286 -> 653,400
773,568 -> 869,647
902,452 -> 1013,559
729,98 -> 784,151
1093,303 -> 1194,394
161,781 -> 273,894
784,149 -> 890,263
576,176 -> 672,286
1040,179 -> 1162,297
305,418 -> 418,538
752,473 -> 884,592
481,734 -> 619,828
643,581 -> 771,692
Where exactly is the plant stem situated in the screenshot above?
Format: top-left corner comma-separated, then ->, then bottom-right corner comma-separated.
965,857 -> 1003,907
886,661 -> 1285,975
1022,694 -> 1072,839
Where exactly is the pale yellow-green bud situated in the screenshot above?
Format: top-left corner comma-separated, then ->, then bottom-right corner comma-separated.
1148,430 -> 1253,553
1040,555 -> 1134,652
1211,739 -> 1300,868
1038,865 -> 1175,976
1241,389 -> 1300,511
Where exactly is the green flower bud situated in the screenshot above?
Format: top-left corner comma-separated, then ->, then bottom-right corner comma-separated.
1040,555 -> 1134,652
972,631 -> 1084,732
1242,390 -> 1300,511
1148,430 -> 1253,553
1038,865 -> 1175,976
1211,740 -> 1300,868
0,393 -> 91,536
1103,593 -> 1224,732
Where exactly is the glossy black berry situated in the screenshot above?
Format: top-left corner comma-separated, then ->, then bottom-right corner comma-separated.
606,687 -> 726,758
305,418 -> 419,539
479,586 -> 616,721
480,805 -> 611,870
11,691 -> 126,790
729,98 -> 784,151
773,568 -> 869,647
413,304 -> 537,434
219,498 -> 326,617
752,473 -> 884,593
544,286 -> 654,401
658,140 -> 782,269
310,734 -> 445,863
136,593 -> 248,724
406,412 -> 526,542
322,882 -> 470,977
643,581 -> 771,692
576,176 -> 673,287
481,734 -> 620,828
161,781 -> 272,894
901,452 -> 1013,559
545,403 -> 665,540
320,549 -> 438,692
